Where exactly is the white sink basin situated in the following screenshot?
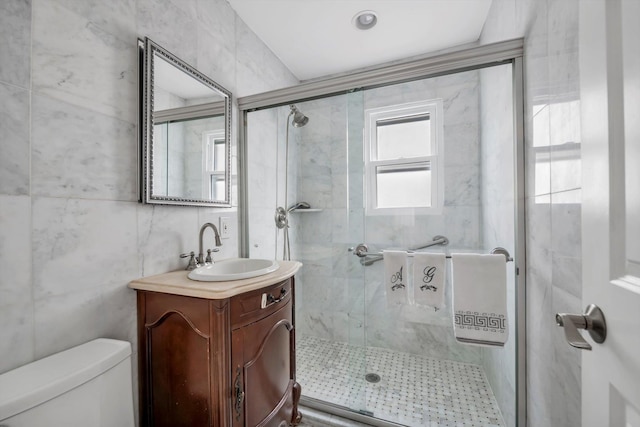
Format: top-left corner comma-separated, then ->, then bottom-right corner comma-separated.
188,258 -> 279,282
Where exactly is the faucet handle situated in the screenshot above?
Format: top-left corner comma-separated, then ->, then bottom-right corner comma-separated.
205,248 -> 220,264
180,251 -> 197,270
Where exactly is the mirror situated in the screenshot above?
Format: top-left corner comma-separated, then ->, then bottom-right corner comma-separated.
139,37 -> 232,207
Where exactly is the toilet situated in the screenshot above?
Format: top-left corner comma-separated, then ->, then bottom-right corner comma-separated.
0,338 -> 135,427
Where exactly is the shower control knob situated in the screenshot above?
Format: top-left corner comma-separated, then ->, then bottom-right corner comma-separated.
275,207 -> 288,229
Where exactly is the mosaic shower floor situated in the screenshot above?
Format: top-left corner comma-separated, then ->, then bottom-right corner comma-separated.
296,335 -> 505,427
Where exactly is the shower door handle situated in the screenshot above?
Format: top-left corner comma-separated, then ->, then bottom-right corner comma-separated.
555,304 -> 606,350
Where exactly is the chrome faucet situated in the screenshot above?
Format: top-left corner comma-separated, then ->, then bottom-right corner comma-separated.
198,222 -> 222,265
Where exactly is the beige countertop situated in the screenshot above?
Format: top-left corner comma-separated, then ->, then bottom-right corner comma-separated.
128,260 -> 302,300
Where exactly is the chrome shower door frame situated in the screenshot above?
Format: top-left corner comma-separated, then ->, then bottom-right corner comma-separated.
238,38 -> 527,427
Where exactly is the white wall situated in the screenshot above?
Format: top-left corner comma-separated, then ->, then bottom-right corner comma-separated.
481,0 -> 583,426
0,0 -> 298,414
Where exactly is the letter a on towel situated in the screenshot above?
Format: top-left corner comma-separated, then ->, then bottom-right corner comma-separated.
383,250 -> 409,307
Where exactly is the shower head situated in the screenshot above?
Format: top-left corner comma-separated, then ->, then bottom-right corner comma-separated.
289,104 -> 309,127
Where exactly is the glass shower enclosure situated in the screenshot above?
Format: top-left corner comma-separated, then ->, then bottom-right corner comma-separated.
240,42 -> 525,427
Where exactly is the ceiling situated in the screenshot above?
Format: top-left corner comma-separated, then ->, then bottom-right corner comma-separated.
227,0 -> 494,81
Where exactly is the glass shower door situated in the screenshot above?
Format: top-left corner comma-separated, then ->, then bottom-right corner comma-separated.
342,65 -> 517,427
245,61 -> 518,427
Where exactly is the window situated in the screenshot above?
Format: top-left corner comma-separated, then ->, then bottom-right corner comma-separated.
364,100 -> 444,215
203,131 -> 226,200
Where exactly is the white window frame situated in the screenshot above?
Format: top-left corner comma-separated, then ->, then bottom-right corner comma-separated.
202,130 -> 226,200
364,99 -> 444,216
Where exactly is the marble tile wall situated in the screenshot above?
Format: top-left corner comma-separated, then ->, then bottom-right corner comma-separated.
480,0 -> 583,426
0,1 -> 298,420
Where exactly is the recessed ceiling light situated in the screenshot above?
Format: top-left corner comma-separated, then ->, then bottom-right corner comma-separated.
353,10 -> 378,30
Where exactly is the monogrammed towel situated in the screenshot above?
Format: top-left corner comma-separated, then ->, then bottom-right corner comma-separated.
412,252 -> 446,311
383,250 -> 409,307
451,253 -> 508,347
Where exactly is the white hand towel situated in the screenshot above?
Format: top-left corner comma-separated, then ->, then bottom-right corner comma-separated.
383,250 -> 409,307
451,253 -> 508,347
412,252 -> 446,311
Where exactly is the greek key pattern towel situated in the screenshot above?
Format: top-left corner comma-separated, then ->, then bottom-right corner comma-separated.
451,253 -> 508,347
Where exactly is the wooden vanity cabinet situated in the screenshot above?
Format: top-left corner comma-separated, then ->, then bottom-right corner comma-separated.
136,277 -> 301,427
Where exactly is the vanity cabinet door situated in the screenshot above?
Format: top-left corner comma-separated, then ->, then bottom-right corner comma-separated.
231,299 -> 297,427
137,292 -> 231,427
138,293 -> 214,427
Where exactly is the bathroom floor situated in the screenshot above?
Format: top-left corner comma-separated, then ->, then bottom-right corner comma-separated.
296,335 -> 504,427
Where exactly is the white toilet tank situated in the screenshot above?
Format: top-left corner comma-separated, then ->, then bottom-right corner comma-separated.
0,338 -> 135,427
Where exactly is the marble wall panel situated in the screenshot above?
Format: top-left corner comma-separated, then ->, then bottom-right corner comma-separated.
247,207 -> 278,260
298,175 -> 332,209
32,0 -> 137,122
296,310 -> 343,342
0,83 -> 30,196
50,0 -> 136,42
0,0 -> 31,89
442,122 -> 481,167
330,208 -> 364,245
0,196 -> 32,308
197,27 -> 237,95
137,0 -> 198,66
0,195 -> 33,373
443,164 -> 481,207
33,286 -> 106,359
298,144 -> 332,178
298,210 -> 333,243
0,299 -> 35,374
136,204 -> 198,277
197,0 -> 236,54
31,94 -> 138,201
550,201 -> 582,258
101,281 -> 138,353
235,17 -> 298,97
365,316 -> 482,364
32,197 -> 139,299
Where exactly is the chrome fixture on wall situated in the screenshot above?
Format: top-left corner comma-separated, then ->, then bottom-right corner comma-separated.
275,105 -> 309,260
290,105 -> 309,127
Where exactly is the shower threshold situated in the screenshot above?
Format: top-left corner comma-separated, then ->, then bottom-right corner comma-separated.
300,397 -> 403,427
296,335 -> 505,427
